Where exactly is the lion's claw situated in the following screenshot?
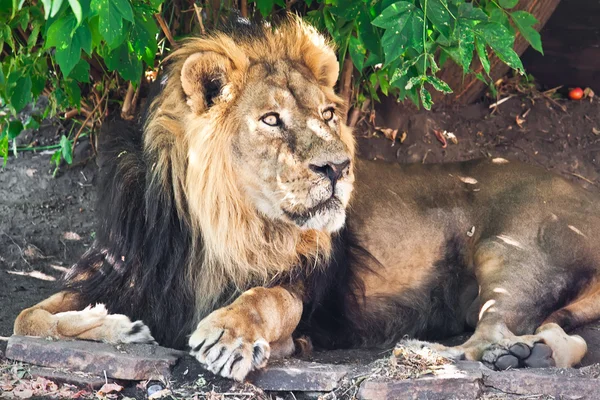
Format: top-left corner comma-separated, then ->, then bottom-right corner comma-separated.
189,320 -> 270,381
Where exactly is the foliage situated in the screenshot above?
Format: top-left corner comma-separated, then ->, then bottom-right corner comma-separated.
0,0 -> 542,166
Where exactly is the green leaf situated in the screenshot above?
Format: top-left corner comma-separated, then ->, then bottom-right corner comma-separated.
420,0 -> 453,39
41,0 -> 52,18
27,21 -> 40,49
45,14 -> 76,49
379,8 -> 424,65
372,1 -> 414,29
68,0 -> 83,23
8,76 -> 32,112
255,0 -> 274,18
2,23 -> 14,50
0,134 -> 8,167
405,75 -> 422,90
356,7 -> 380,55
348,35 -> 366,73
329,1 -> 361,19
475,37 -> 490,75
475,21 -> 523,73
453,19 -> 475,73
428,76 -> 452,94
60,134 -> 73,164
50,0 -> 65,18
91,0 -> 133,47
69,59 -> 90,82
51,149 -> 61,173
510,11 -> 542,54
103,42 -> 142,82
64,79 -> 81,105
499,0 -> 518,9
7,120 -> 23,139
457,3 -> 487,21
420,86 -> 433,110
131,9 -> 159,66
24,116 -> 40,130
51,19 -> 92,77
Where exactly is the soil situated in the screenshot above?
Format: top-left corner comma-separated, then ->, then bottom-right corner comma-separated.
1,93 -> 600,397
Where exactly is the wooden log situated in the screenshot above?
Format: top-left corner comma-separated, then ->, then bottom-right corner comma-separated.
432,0 -> 561,106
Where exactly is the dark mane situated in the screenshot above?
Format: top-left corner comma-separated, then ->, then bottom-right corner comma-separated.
64,119 -> 195,349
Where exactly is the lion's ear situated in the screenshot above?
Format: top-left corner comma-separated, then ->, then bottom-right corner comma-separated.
298,26 -> 339,88
181,51 -> 233,114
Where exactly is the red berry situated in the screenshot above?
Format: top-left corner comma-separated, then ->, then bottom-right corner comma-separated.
569,87 -> 584,100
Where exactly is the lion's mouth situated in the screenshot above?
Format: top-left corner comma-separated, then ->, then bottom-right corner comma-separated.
282,196 -> 341,226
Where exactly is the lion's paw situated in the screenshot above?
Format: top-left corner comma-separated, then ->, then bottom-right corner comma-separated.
56,304 -> 156,344
481,341 -> 554,370
104,314 -> 156,344
189,314 -> 270,381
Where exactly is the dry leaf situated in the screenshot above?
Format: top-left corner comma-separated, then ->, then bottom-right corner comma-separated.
459,176 -> 478,185
148,389 -> 172,399
444,131 -> 458,145
23,245 -> 46,260
433,129 -> 447,148
62,232 -> 82,241
584,87 -> 595,99
592,127 -> 600,136
515,114 -> 525,128
376,127 -> 398,144
97,383 -> 123,396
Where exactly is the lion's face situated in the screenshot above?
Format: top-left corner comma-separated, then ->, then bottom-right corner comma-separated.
232,61 -> 354,232
176,20 -> 355,234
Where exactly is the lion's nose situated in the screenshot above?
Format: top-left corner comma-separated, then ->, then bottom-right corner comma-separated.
309,159 -> 351,186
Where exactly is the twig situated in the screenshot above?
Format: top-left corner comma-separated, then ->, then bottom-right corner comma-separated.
570,172 -> 596,185
339,58 -> 354,109
64,109 -> 81,119
347,108 -> 361,128
240,0 -> 248,18
488,95 -> 514,109
71,90 -> 108,155
193,4 -> 206,35
155,13 -> 177,48
1,233 -> 31,268
121,82 -> 136,120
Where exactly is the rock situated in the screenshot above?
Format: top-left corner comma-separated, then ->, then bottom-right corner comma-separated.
6,335 -> 185,381
358,378 -> 481,400
28,367 -> 107,389
248,359 -> 349,392
358,361 -> 483,400
484,369 -> 600,398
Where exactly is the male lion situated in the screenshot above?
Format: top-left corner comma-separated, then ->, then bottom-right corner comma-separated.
15,18 -> 600,381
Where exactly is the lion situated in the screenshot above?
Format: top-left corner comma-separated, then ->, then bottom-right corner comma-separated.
14,17 -> 600,381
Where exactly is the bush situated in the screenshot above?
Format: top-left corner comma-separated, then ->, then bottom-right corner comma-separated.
0,0 -> 542,167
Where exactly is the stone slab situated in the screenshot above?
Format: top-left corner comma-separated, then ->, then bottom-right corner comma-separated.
248,359 -> 349,392
28,367 -> 107,389
6,335 -> 185,381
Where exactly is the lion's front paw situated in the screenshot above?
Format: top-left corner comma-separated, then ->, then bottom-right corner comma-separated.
189,312 -> 270,381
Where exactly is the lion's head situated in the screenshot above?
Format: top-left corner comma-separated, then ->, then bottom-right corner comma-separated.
144,17 -> 355,291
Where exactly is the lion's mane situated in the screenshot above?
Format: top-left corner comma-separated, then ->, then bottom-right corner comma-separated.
64,18 -> 368,349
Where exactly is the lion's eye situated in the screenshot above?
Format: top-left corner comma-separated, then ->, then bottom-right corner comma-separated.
322,108 -> 334,122
261,113 -> 281,127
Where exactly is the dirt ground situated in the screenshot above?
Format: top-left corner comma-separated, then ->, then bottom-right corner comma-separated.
1,91 -> 600,398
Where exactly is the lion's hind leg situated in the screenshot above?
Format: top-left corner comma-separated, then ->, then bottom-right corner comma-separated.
14,291 -> 155,344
